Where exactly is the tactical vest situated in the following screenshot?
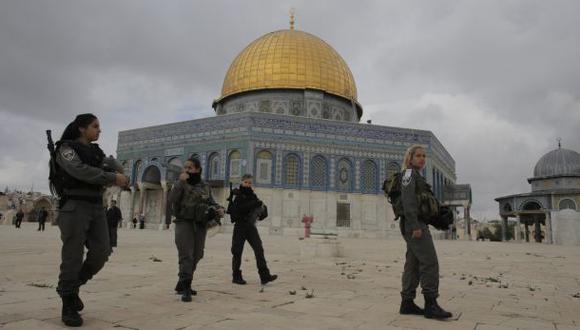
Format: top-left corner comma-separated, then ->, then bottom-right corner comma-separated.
177,182 -> 211,223
383,170 -> 440,222
415,175 -> 440,222
51,141 -> 105,196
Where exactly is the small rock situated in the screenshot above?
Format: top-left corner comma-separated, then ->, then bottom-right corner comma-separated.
468,280 -> 473,286
301,286 -> 307,290
347,274 -> 356,279
289,290 -> 297,295
305,290 -> 315,298
27,282 -> 53,288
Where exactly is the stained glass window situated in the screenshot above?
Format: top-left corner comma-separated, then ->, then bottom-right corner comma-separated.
208,152 -> 220,180
284,154 -> 300,186
310,155 -> 328,189
336,158 -> 352,191
256,150 -> 273,184
361,159 -> 378,193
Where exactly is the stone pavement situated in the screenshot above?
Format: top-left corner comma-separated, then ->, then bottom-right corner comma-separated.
1,223 -> 579,330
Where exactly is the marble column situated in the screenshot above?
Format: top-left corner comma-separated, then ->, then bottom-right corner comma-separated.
515,214 -> 521,242
501,216 -> 508,242
128,187 -> 136,229
464,204 -> 471,241
545,211 -> 553,244
138,183 -> 146,224
159,181 -> 168,230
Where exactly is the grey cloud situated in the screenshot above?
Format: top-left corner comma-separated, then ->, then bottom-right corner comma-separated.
1,0 -> 579,219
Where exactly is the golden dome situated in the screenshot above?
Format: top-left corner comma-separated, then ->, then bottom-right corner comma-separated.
218,29 -> 358,103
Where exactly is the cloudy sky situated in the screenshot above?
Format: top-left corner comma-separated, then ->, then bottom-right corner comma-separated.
1,0 -> 579,219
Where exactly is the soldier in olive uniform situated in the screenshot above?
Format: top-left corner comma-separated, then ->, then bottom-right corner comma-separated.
169,157 -> 224,302
52,114 -> 129,327
399,144 -> 452,319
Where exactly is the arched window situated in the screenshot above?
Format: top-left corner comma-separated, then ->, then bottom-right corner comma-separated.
559,199 -> 577,211
167,157 -> 183,182
228,150 -> 242,179
208,152 -> 221,180
143,165 -> 161,184
387,162 -> 400,177
256,150 -> 273,184
188,153 -> 200,162
310,155 -> 328,190
168,157 -> 183,168
283,154 -> 300,186
522,201 -> 542,211
503,203 -> 512,213
361,159 -> 378,193
336,158 -> 353,191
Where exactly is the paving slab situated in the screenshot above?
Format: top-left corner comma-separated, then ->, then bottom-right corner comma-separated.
1,223 -> 580,329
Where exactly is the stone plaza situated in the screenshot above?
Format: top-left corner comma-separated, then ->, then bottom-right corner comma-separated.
1,223 -> 579,329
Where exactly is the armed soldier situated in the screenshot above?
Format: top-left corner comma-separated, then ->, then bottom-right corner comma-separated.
169,157 -> 225,302
228,174 -> 277,286
398,144 -> 452,319
48,113 -> 129,327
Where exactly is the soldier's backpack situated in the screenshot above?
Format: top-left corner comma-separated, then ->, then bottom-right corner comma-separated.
382,172 -> 404,220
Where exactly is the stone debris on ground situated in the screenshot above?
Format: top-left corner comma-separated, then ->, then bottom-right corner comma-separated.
1,223 -> 579,330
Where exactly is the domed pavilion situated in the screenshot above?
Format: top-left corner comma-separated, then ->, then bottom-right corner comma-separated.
495,141 -> 580,245
114,24 -> 458,238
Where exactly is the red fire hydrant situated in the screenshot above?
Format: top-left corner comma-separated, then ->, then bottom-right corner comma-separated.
302,214 -> 314,238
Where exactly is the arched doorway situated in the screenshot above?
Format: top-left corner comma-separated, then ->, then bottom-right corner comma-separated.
520,201 -> 546,243
32,197 -> 55,225
140,165 -> 163,228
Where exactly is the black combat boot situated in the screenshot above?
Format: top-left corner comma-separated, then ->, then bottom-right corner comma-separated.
399,299 -> 424,315
232,270 -> 247,285
424,297 -> 452,319
174,280 -> 197,296
73,293 -> 84,312
61,295 -> 83,327
259,270 -> 278,285
181,280 -> 193,302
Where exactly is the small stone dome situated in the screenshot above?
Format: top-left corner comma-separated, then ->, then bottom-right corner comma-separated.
533,147 -> 580,178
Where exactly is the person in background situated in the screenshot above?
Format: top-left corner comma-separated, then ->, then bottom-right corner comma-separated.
105,200 -> 123,249
37,207 -> 49,231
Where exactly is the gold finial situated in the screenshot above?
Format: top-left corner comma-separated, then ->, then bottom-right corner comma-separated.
289,8 -> 295,30
557,137 -> 562,149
